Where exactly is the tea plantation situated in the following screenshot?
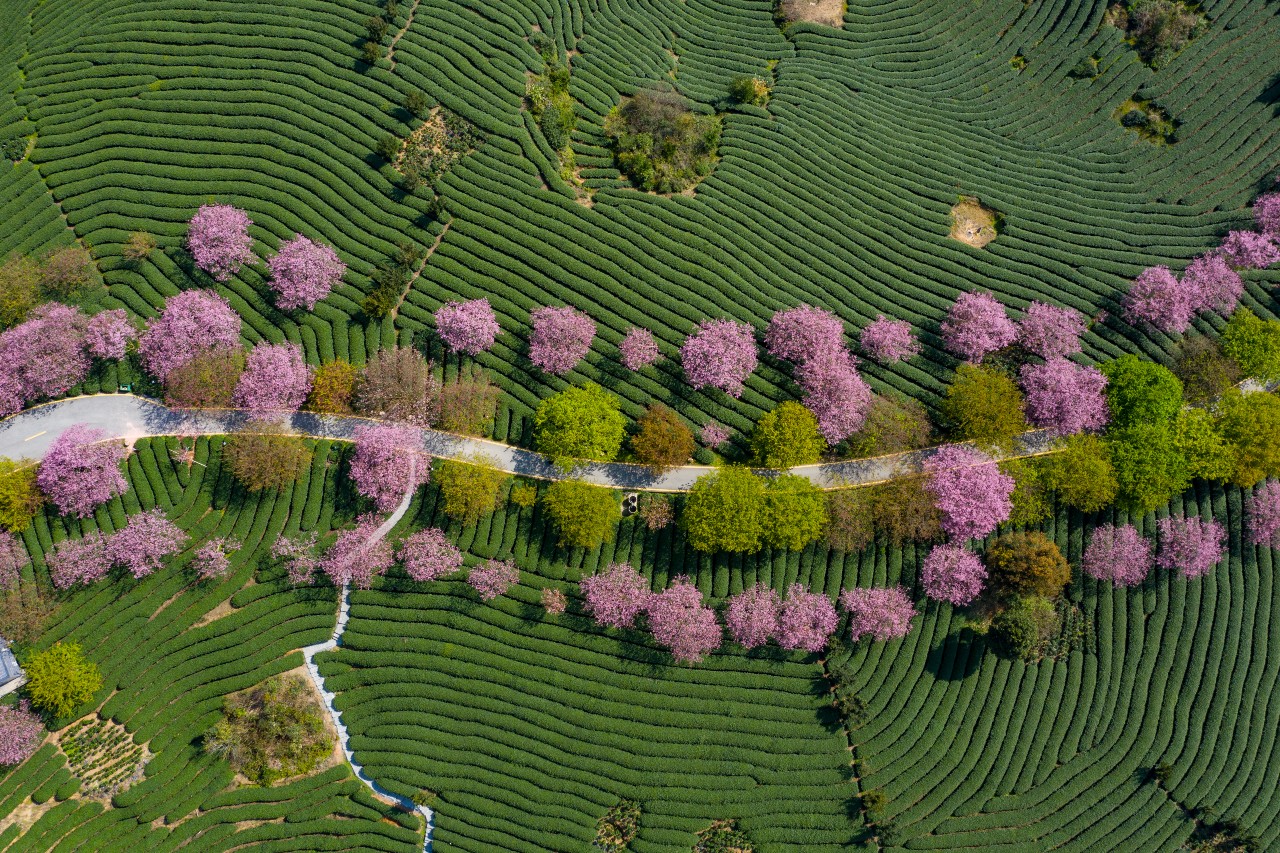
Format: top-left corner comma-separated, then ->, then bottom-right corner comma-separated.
3,0 -> 1280,849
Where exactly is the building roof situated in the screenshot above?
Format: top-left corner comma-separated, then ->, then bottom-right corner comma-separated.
0,639 -> 23,685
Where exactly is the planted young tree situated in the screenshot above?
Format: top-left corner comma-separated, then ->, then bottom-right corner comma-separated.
224,425 -> 313,492
0,303 -> 91,410
204,675 -> 332,785
1156,516 -> 1225,578
193,537 -> 240,581
630,404 -> 695,474
1100,355 -> 1183,428
434,455 -> 508,525
942,364 -> 1028,451
438,364 -> 501,436
923,445 -> 1014,541
751,402 -> 825,468
618,326 -> 661,370
1123,266 -> 1195,332
533,383 -> 625,470
1173,336 -> 1242,406
138,290 -> 242,381
985,531 -> 1070,599
0,532 -> 28,590
840,587 -> 917,642
307,360 -> 358,414
106,508 -> 187,578
581,562 -> 651,629
541,479 -> 618,549
1082,523 -> 1154,586
319,516 -> 394,589
681,318 -> 757,397
990,596 -> 1057,660
940,291 -> 1017,362
644,576 -> 722,664
541,588 -> 567,615
467,558 -> 520,600
37,425 -> 128,517
682,467 -> 766,553
353,346 -> 440,427
39,244 -> 96,295
1041,433 -> 1118,512
397,528 -> 463,581
859,315 -> 919,363
271,532 -> 320,586
797,348 -> 873,443
1106,424 -> 1190,514
24,641 -> 102,717
777,584 -> 838,652
122,231 -> 157,262
187,204 -> 255,281
637,495 -> 674,530
349,424 -> 431,511
529,306 -> 595,375
84,309 -> 136,360
435,298 -> 499,355
0,459 -> 42,532
164,348 -> 245,409
233,342 -> 312,416
724,583 -> 780,648
1019,358 -> 1109,436
921,544 -> 987,606
762,474 -> 827,551
1017,301 -> 1086,358
0,254 -> 41,328
1220,308 -> 1280,382
1246,480 -> 1280,549
700,422 -> 731,450
0,701 -> 43,766
267,235 -> 345,310
765,304 -> 844,363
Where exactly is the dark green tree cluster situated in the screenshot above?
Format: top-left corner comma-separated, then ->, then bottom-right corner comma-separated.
604,87 -> 721,193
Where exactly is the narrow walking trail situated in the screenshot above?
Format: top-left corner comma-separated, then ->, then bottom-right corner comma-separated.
0,394 -> 1059,492
300,459 -> 435,850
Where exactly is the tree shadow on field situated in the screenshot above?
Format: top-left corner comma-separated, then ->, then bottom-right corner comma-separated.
1258,71 -> 1280,119
924,626 -> 985,682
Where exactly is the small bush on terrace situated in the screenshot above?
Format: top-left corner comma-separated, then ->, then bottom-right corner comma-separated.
595,799 -> 641,851
1108,0 -> 1207,69
991,596 -> 1059,659
694,818 -> 755,852
527,59 -> 576,151
1114,96 -> 1178,144
604,86 -> 721,194
438,364 -> 501,436
729,76 -> 770,107
204,674 -> 333,785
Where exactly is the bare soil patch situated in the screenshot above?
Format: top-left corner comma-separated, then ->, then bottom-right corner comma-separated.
949,197 -> 1000,248
779,0 -> 845,27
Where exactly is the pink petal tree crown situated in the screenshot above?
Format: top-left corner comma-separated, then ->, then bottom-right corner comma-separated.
681,318 -> 758,397
232,342 -> 313,416
138,290 -> 242,382
1182,254 -> 1243,315
1123,266 -> 1196,333
267,235 -> 345,311
319,515 -> 394,589
920,544 -> 987,606
1019,357 -> 1109,436
0,701 -> 44,766
840,586 -> 917,643
618,326 -> 661,371
84,309 -> 137,361
1017,301 -> 1085,359
797,348 -> 872,443
36,425 -> 129,518
193,537 -> 240,580
644,575 -> 722,664
1156,516 -> 1226,579
187,204 -> 255,282
436,298 -> 500,355
529,306 -> 596,375
468,558 -> 520,600
46,532 -> 111,589
348,424 -> 432,512
105,508 -> 188,579
0,532 -> 28,591
580,562 -> 651,629
1247,480 -> 1280,550
859,315 -> 920,363
777,584 -> 838,652
1081,523 -> 1153,587
923,445 -> 1014,541
724,583 -> 780,648
1254,192 -> 1280,239
1220,230 -> 1280,269
700,422 -> 731,449
396,527 -> 463,581
0,303 -> 91,407
541,587 -> 568,614
941,292 -> 1017,362
271,531 -> 320,586
765,304 -> 844,364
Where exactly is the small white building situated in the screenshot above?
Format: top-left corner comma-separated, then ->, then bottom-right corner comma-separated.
0,639 -> 26,698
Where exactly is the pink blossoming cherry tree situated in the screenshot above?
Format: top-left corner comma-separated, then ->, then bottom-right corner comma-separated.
765,304 -> 844,363
840,587 -> 917,642
581,562 -> 651,629
1082,524 -> 1153,587
1156,517 -> 1226,579
529,306 -> 595,375
1247,480 -> 1280,550
859,315 -> 919,363
267,235 -> 346,310
397,528 -> 463,581
106,508 -> 188,578
923,445 -> 1014,541
84,309 -> 136,361
644,576 -> 722,664
1017,301 -> 1085,358
1019,358 -> 1109,436
681,318 -> 758,397
320,516 -> 394,589
37,425 -> 129,518
777,584 -> 838,652
941,292 -> 1016,362
139,290 -> 242,381
187,204 -> 255,281
0,701 -> 43,766
348,424 -> 431,512
798,348 -> 872,443
436,298 -> 500,355
233,342 -> 313,416
618,327 -> 661,370
921,544 -> 987,606
468,558 -> 520,600
724,583 -> 780,648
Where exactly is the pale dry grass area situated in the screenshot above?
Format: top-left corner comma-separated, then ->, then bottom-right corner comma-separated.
950,197 -> 999,248
779,0 -> 845,27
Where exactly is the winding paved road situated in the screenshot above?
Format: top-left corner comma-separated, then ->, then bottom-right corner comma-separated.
0,393 -> 1060,491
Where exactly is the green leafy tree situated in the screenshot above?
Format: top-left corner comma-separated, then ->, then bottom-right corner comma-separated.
990,596 -> 1058,659
729,76 -> 770,106
868,474 -> 944,544
1172,409 -> 1234,482
1041,434 -> 1118,513
435,455 -> 509,525
1100,354 -> 1183,428
630,404 -> 695,474
224,426 -> 313,492
1215,390 -> 1280,487
0,459 -> 42,532
204,675 -> 333,785
540,479 -> 619,549
25,641 -> 102,717
751,402 -> 826,468
1220,308 -> 1280,382
1173,336 -> 1241,406
682,467 -> 767,553
762,474 -> 827,550
533,383 -> 626,470
0,254 -> 40,327
941,364 -> 1028,452
844,394 -> 932,458
985,532 -> 1070,600
306,360 -> 358,414
1105,423 -> 1190,514
825,487 -> 874,552
1001,458 -> 1052,526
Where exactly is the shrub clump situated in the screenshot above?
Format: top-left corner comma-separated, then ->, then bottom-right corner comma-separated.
596,799 -> 642,851
204,675 -> 333,785
604,87 -> 721,194
1107,0 -> 1207,69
